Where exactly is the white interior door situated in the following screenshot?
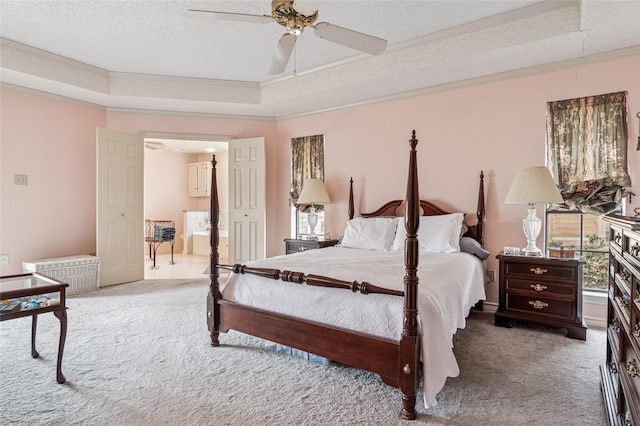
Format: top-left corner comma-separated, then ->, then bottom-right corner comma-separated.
96,128 -> 144,286
228,137 -> 266,263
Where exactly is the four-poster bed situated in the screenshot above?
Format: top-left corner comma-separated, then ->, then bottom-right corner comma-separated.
206,131 -> 486,419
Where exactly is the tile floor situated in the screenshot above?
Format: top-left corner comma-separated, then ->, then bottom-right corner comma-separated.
144,252 -> 210,280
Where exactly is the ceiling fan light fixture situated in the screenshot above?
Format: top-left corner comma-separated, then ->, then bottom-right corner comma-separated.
286,15 -> 304,35
272,0 -> 317,35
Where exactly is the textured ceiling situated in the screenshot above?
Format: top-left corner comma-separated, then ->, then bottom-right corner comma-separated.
1,0 -> 640,119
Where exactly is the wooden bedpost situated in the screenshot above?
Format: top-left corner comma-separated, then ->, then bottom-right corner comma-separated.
477,170 -> 485,247
348,177 -> 354,220
399,130 -> 420,420
207,155 -> 221,346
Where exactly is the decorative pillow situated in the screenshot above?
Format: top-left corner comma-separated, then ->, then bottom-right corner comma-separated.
392,213 -> 464,253
341,217 -> 399,250
459,237 -> 490,260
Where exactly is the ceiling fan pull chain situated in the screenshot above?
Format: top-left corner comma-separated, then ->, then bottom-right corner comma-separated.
293,45 -> 297,76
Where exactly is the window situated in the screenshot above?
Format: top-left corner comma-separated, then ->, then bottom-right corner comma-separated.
545,91 -> 631,291
545,212 -> 611,291
290,134 -> 325,238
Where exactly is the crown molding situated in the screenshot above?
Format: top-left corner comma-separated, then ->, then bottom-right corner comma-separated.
138,131 -> 236,141
276,45 -> 640,121
1,82 -> 107,111
110,71 -> 258,89
106,107 -> 275,122
392,0 -> 579,52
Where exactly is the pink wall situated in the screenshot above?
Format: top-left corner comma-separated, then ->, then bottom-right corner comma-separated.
1,54 -> 638,323
0,90 -> 105,273
274,54 -> 640,319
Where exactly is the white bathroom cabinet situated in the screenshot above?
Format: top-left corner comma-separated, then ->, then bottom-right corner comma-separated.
187,162 -> 211,197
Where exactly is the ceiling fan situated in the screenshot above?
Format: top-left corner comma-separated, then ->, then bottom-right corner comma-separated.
186,0 -> 387,75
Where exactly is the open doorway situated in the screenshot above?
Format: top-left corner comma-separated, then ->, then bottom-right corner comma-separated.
142,135 -> 229,279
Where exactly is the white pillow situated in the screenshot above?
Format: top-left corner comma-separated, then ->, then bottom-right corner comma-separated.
392,213 -> 464,253
341,217 -> 398,250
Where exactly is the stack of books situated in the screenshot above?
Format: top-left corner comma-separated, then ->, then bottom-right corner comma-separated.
0,299 -> 22,314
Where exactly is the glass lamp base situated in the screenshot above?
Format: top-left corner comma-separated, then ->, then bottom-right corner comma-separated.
308,206 -> 318,240
521,206 -> 542,257
522,247 -> 543,256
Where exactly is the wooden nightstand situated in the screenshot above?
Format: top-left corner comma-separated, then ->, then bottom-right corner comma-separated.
494,253 -> 587,340
284,238 -> 339,255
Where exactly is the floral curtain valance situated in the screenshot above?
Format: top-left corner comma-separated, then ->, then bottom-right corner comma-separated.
546,91 -> 631,215
290,134 -> 325,212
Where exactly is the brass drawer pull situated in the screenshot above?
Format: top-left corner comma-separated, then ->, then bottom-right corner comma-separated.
298,246 -> 306,251
626,359 -> 639,378
614,233 -> 621,243
529,300 -> 549,310
530,283 -> 547,292
616,296 -> 629,309
611,318 -> 620,332
631,242 -> 640,256
634,323 -> 640,338
530,267 -> 547,275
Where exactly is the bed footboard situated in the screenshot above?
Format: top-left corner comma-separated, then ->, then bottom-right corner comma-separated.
218,264 -> 404,297
207,131 -> 425,420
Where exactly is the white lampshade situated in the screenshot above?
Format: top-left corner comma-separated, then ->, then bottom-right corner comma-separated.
505,166 -> 562,256
297,179 -> 331,205
505,166 -> 563,205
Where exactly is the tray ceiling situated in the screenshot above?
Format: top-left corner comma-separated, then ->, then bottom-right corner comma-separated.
1,0 -> 639,118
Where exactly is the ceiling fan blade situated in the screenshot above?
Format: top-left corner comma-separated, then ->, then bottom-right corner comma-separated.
313,22 -> 387,55
292,0 -> 320,16
186,9 -> 274,24
268,33 -> 297,75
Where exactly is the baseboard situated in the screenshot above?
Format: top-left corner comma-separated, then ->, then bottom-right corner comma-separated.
584,315 -> 607,329
477,301 -> 607,329
480,301 -> 497,314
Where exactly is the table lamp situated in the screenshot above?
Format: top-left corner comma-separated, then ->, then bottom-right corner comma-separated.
297,178 -> 331,240
505,166 -> 563,256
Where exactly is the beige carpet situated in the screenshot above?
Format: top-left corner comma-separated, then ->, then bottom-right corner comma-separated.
0,278 -> 607,425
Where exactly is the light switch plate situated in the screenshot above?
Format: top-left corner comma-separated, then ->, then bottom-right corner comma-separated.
14,174 -> 28,185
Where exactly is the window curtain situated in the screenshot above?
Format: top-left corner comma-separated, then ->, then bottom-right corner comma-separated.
290,134 -> 325,213
546,91 -> 631,215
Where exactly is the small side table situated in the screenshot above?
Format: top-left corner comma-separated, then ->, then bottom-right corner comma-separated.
0,273 -> 69,383
284,238 -> 339,255
494,252 -> 587,340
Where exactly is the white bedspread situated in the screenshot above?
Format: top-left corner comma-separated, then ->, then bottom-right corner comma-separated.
221,246 -> 486,407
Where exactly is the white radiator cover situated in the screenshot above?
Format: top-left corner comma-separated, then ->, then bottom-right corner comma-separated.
22,255 -> 100,295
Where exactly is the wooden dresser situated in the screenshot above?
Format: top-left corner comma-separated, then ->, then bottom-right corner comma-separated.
495,253 -> 587,340
601,214 -> 640,426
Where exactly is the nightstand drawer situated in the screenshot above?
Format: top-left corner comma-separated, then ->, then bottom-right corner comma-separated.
504,278 -> 576,297
503,261 -> 579,282
284,239 -> 339,255
495,253 -> 586,340
505,294 -> 576,320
